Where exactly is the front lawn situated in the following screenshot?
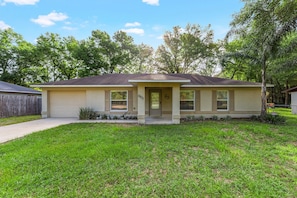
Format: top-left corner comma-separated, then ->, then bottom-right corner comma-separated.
0,109 -> 296,197
0,115 -> 41,126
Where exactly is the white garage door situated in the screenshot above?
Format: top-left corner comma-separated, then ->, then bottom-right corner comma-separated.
49,91 -> 86,117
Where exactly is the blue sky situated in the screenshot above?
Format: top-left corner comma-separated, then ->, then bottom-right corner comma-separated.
0,0 -> 243,48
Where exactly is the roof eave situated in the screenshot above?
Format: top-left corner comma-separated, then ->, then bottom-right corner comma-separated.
31,85 -> 134,88
0,90 -> 41,94
181,85 -> 267,88
128,80 -> 191,83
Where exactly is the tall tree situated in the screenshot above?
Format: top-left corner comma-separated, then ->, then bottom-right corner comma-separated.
74,37 -> 105,77
129,43 -> 154,73
0,29 -> 23,83
268,32 -> 297,104
155,24 -> 217,74
60,36 -> 83,80
13,40 -> 36,86
112,31 -> 138,73
221,39 -> 261,82
77,30 -> 138,75
226,0 -> 297,117
35,33 -> 82,82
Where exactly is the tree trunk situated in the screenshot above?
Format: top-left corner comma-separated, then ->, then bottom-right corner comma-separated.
285,80 -> 289,105
260,59 -> 267,118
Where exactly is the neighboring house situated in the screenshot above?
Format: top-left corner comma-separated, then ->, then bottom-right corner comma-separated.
0,81 -> 41,118
283,86 -> 297,114
33,74 -> 266,124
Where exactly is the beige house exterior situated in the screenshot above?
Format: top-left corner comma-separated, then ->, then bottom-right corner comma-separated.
33,74 -> 263,124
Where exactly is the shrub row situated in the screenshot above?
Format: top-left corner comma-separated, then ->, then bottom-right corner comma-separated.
251,113 -> 286,125
79,107 -> 137,120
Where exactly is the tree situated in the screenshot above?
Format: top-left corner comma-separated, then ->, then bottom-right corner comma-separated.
76,30 -> 138,76
0,29 -> 23,83
226,0 -> 297,117
155,24 -> 217,74
112,31 -> 138,73
220,39 -> 261,82
130,43 -> 154,73
35,33 -> 82,82
268,32 -> 297,104
74,37 -> 105,77
12,40 -> 36,86
60,36 -> 83,80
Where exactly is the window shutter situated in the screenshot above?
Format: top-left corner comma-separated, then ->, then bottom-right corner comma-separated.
229,90 -> 234,112
212,90 -> 217,112
195,90 -> 200,112
105,90 -> 110,112
128,90 -> 133,112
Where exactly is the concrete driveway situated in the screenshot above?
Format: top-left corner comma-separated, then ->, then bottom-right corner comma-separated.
0,118 -> 139,144
0,118 -> 77,144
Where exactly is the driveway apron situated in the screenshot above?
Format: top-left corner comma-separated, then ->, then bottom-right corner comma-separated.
0,118 -> 77,144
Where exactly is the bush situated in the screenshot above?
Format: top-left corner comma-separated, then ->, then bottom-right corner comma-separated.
251,115 -> 260,121
197,115 -> 205,121
250,114 -> 286,125
186,115 -> 195,121
79,107 -> 97,120
222,115 -> 232,121
211,115 -> 218,120
262,113 -> 286,125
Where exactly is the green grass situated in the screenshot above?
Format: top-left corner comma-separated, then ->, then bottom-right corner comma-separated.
0,115 -> 41,126
0,109 -> 296,197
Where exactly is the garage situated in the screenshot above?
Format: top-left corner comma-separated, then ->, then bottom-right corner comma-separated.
49,91 -> 86,117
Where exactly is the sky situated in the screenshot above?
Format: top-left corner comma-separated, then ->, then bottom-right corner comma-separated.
0,0 -> 244,49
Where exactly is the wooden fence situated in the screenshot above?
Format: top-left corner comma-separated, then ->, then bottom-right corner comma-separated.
0,93 -> 41,118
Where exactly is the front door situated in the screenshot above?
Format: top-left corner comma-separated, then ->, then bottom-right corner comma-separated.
149,89 -> 162,117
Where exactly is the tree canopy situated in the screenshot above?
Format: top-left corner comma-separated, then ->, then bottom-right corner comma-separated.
155,24 -> 219,75
224,0 -> 297,117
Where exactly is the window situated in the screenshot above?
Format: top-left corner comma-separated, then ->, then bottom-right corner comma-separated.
110,91 -> 128,111
217,90 -> 228,111
180,90 -> 195,110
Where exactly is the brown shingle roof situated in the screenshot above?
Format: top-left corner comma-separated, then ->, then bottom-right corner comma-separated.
35,74 -> 263,87
0,81 -> 41,94
129,74 -> 190,82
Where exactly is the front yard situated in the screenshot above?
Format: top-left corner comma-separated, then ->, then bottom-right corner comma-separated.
0,109 -> 296,197
0,115 -> 41,126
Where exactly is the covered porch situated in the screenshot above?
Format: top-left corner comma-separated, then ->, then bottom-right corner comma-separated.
128,74 -> 190,124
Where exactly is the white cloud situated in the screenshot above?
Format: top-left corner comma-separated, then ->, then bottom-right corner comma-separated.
152,25 -> 163,32
0,21 -> 11,30
125,22 -> 141,27
157,35 -> 163,40
142,0 -> 159,6
1,0 -> 39,5
121,28 -> 144,35
31,11 -> 68,27
62,26 -> 77,31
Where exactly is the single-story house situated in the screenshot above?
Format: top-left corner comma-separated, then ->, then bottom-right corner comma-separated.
283,86 -> 297,114
0,80 -> 41,117
33,74 -> 266,124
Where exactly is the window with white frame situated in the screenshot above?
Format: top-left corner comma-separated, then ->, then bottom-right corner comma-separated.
110,91 -> 128,111
180,90 -> 195,110
217,90 -> 228,110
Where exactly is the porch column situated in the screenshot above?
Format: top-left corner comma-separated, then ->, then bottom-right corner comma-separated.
41,89 -> 48,118
172,85 -> 180,124
137,84 -> 145,124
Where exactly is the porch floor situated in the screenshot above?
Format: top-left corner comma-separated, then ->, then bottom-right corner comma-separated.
145,116 -> 173,125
